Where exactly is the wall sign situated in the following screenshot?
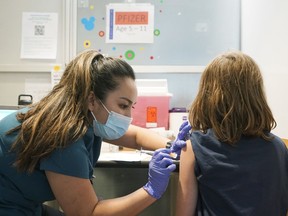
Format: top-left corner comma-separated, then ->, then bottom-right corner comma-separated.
106,3 -> 154,43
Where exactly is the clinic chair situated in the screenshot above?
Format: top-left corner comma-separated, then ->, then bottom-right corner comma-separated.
282,138 -> 288,148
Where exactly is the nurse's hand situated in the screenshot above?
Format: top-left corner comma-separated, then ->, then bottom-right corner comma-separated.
143,148 -> 176,199
170,121 -> 192,160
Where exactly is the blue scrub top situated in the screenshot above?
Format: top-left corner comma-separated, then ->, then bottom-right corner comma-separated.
0,109 -> 102,215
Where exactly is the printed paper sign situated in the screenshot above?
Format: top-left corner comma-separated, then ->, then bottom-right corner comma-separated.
106,3 -> 154,43
21,12 -> 58,59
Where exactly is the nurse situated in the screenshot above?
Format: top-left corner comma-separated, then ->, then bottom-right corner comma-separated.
0,50 -> 182,215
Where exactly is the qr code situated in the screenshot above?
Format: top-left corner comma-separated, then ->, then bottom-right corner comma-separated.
34,25 -> 45,36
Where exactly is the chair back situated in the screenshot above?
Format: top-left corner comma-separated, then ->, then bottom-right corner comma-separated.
282,138 -> 288,148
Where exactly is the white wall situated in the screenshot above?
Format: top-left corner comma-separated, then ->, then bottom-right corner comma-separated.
0,72 -> 51,105
241,0 -> 288,138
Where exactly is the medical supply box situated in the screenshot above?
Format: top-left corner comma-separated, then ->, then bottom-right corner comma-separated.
131,79 -> 172,129
169,107 -> 189,135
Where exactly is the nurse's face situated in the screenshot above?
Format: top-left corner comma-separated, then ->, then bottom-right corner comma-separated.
93,77 -> 137,124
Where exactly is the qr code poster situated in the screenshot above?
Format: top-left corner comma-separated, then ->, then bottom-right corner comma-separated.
21,12 -> 58,59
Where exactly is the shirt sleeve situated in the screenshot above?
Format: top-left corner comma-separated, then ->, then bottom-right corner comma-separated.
39,139 -> 91,179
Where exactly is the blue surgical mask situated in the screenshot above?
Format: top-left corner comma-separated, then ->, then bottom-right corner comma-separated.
90,101 -> 132,140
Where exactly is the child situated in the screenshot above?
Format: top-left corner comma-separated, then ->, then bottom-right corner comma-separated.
176,51 -> 288,216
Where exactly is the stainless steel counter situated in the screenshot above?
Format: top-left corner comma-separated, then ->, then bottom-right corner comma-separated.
93,167 -> 178,216
93,151 -> 179,216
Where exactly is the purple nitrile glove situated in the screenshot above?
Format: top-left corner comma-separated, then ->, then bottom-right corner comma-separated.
170,121 -> 192,160
143,148 -> 176,199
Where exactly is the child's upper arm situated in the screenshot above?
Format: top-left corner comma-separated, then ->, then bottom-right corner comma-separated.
175,140 -> 198,216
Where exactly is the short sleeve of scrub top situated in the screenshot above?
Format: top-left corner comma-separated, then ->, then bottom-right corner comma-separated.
40,127 -> 102,179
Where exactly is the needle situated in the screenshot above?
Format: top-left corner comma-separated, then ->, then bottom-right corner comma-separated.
138,149 -> 178,160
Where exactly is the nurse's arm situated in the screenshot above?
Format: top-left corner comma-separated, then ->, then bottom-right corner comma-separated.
46,170 -> 156,216
107,124 -> 169,150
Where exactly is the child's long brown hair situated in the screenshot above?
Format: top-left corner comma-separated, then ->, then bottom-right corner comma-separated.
189,51 -> 276,144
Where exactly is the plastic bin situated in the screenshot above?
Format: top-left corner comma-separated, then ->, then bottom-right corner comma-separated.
131,79 -> 172,129
132,95 -> 171,129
